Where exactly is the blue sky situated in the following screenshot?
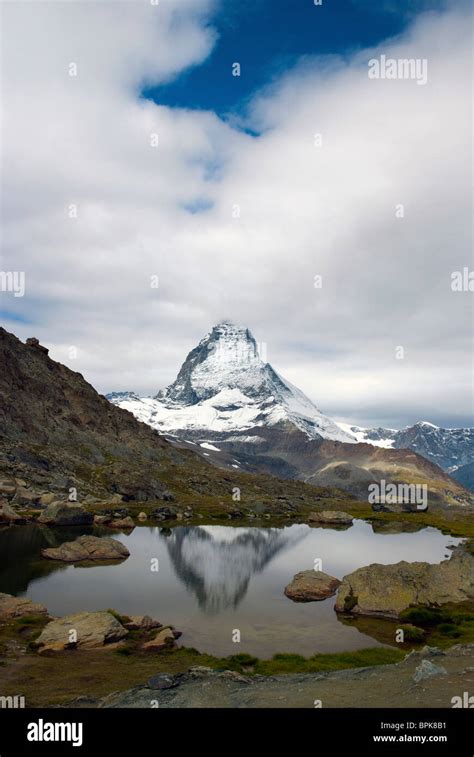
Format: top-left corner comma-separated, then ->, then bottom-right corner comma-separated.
143,0 -> 445,117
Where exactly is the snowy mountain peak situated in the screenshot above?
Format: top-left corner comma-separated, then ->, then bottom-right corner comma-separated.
158,321 -> 268,406
109,323 -> 355,443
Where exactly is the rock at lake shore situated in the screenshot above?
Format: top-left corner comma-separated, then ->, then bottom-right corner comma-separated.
0,592 -> 48,621
308,511 -> 353,526
124,615 -> 162,631
142,626 -> 182,651
38,502 -> 93,526
284,570 -> 341,601
335,544 -> 474,619
36,611 -> 128,653
106,516 -> 135,530
41,535 -> 130,563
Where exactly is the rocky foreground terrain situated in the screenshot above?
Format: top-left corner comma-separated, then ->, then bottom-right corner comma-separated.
91,644 -> 474,709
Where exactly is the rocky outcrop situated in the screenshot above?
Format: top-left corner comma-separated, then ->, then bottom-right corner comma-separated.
26,337 -> 49,355
35,611 -> 128,653
38,502 -> 93,526
0,592 -> 48,620
41,535 -> 130,563
335,544 -> 474,619
308,511 -> 353,526
284,570 -> 341,601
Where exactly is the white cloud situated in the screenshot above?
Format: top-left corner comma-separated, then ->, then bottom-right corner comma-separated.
1,1 -> 472,428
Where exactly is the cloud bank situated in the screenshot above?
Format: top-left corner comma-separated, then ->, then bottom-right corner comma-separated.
1,0 -> 472,428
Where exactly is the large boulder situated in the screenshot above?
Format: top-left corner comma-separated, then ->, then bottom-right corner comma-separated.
335,544 -> 474,619
35,611 -> 128,652
38,502 -> 93,526
0,592 -> 48,621
308,511 -> 353,526
284,570 -> 341,601
41,535 -> 130,563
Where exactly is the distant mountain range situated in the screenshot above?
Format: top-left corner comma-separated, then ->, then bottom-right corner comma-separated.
337,422 -> 474,474
108,322 -> 474,500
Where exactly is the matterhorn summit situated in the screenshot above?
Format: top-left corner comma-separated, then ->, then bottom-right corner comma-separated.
108,321 -> 355,444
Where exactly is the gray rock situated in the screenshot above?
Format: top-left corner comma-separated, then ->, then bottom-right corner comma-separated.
335,544 -> 474,619
42,535 -> 130,563
308,511 -> 353,526
36,611 -> 128,652
38,502 -> 93,526
412,660 -> 447,683
284,570 -> 341,601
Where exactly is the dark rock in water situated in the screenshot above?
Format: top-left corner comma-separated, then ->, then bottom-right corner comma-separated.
38,502 -> 93,526
284,570 -> 341,601
150,506 -> 178,521
41,535 -> 130,562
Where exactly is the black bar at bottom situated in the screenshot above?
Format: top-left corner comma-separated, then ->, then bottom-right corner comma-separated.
0,708 -> 472,756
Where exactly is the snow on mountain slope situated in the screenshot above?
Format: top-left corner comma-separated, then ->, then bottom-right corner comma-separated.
108,322 -> 356,443
336,420 -> 474,472
335,423 -> 397,449
106,322 -> 473,477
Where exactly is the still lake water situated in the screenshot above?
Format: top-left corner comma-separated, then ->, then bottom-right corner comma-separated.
0,520 -> 462,657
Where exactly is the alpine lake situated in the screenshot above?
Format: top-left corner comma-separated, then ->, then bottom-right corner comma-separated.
0,518 -> 463,658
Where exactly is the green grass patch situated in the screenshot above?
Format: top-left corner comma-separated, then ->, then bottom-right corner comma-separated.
249,647 -> 404,675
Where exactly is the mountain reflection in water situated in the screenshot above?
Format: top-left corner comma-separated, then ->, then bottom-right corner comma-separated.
0,520 -> 462,657
166,525 -> 307,613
